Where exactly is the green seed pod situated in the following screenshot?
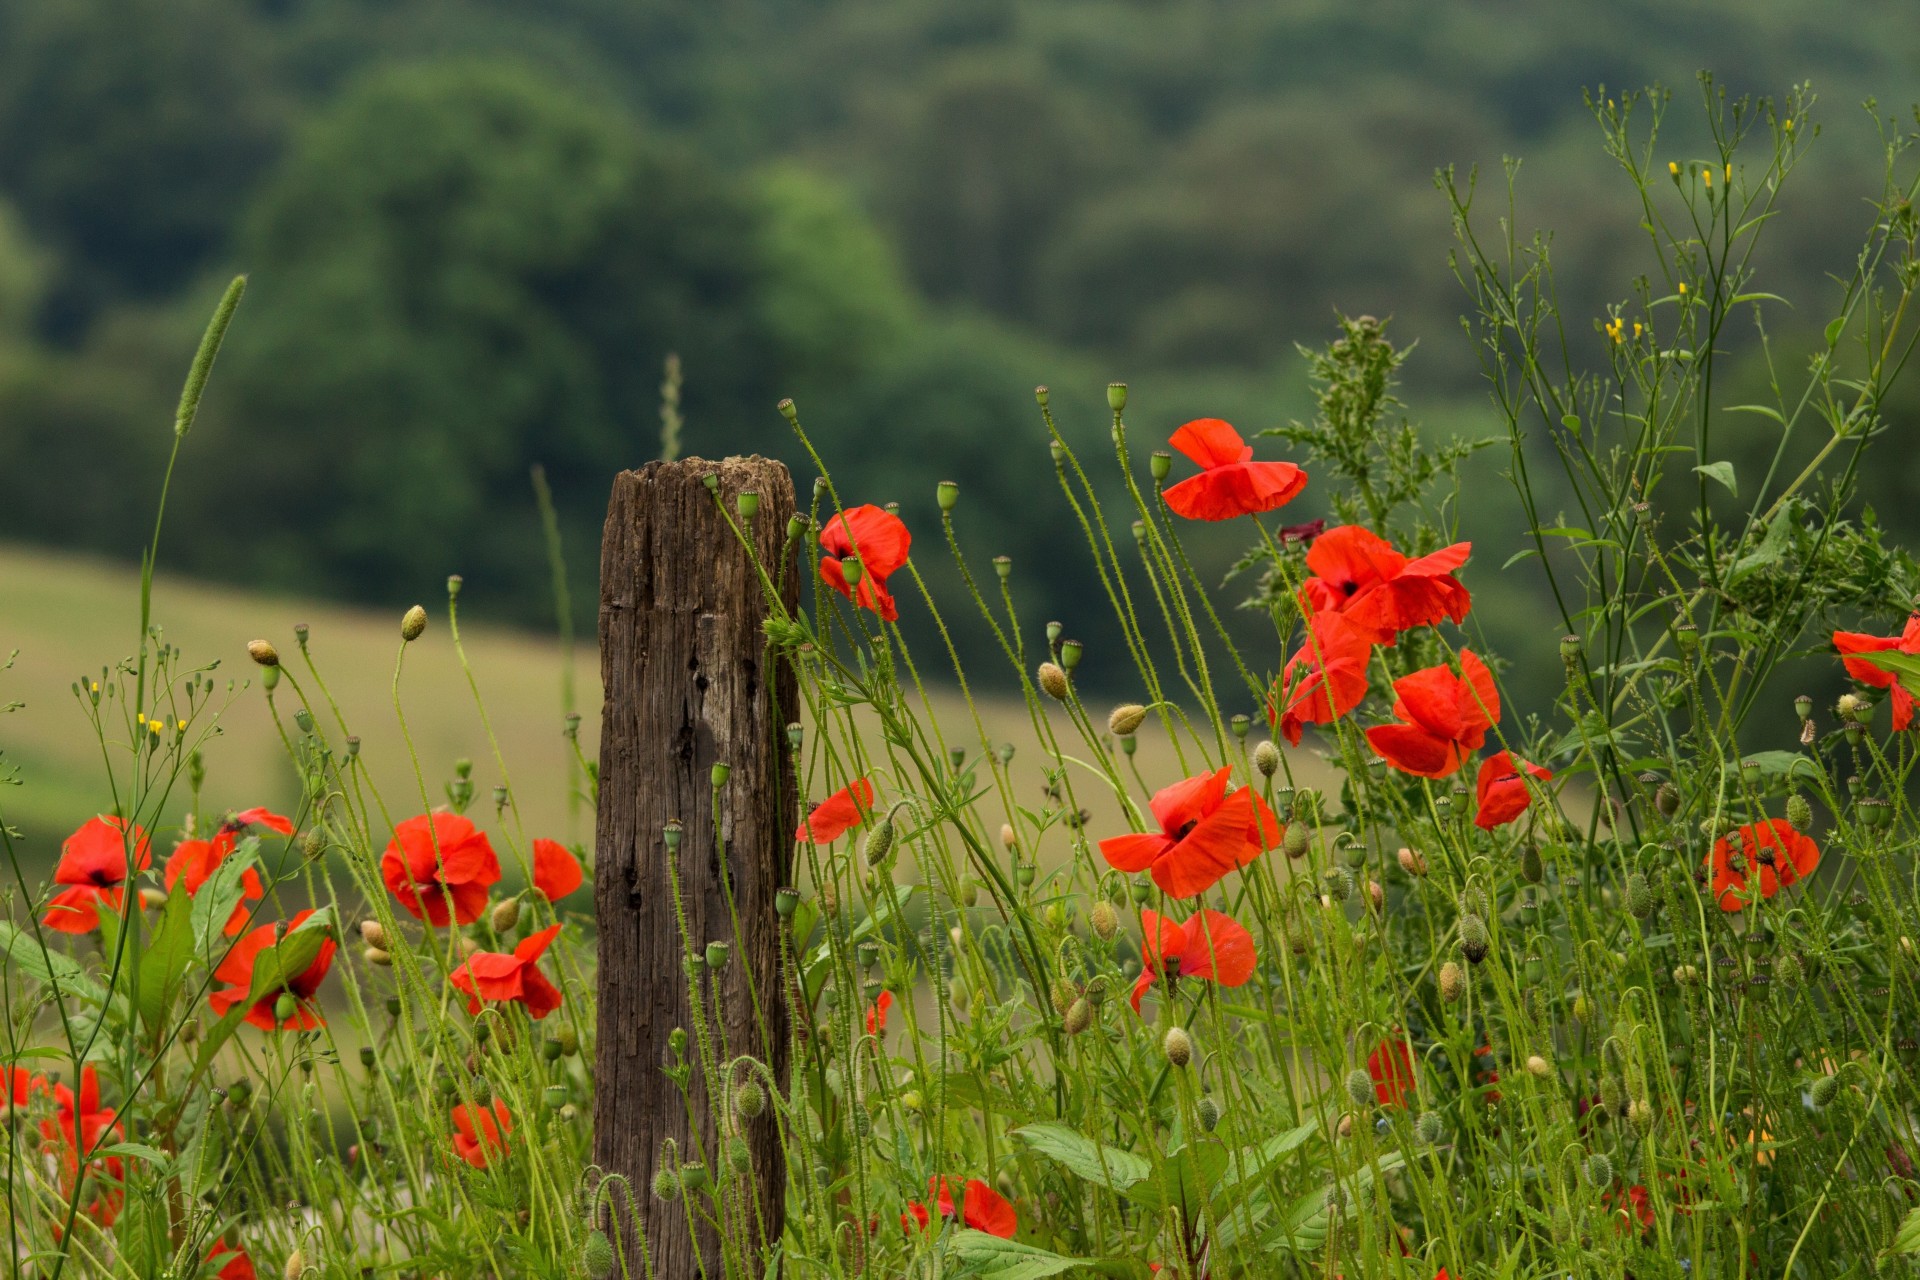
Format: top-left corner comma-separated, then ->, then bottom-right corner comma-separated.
1108,704 -> 1148,736
705,941 -> 731,971
274,992 -> 298,1024
1282,821 -> 1312,860
1786,793 -> 1813,833
1196,1095 -> 1221,1131
1459,914 -> 1490,965
1107,382 -> 1128,412
1794,693 -> 1813,721
775,887 -> 800,919
1585,1153 -> 1614,1188
1344,1069 -> 1375,1109
1774,951 -> 1804,986
652,1168 -> 680,1202
1323,868 -> 1352,902
1810,1073 -> 1842,1108
1084,975 -> 1109,1006
727,1136 -> 752,1175
1415,1110 -> 1444,1145
861,816 -> 895,867
1150,451 -> 1172,482
1163,1027 -> 1193,1068
1253,740 -> 1280,777
734,1079 -> 767,1121
1598,1074 -> 1625,1115
679,1163 -> 709,1196
580,1230 -> 616,1280
1624,873 -> 1654,918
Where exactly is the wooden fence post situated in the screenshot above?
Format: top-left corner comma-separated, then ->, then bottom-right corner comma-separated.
595,456 -> 798,1278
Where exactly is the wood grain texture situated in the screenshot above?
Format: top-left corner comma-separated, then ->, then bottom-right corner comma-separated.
594,456 -> 798,1279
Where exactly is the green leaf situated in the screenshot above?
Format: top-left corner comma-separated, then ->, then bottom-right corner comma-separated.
0,919 -> 107,1005
1854,648 -> 1920,699
1694,460 -> 1738,497
1727,505 -> 1795,583
1737,750 -> 1821,784
1825,315 -> 1847,348
1012,1123 -> 1151,1194
1890,1207 -> 1920,1256
95,1141 -> 171,1170
191,908 -> 335,1081
136,884 -> 195,1031
189,840 -> 261,956
947,1231 -> 1119,1279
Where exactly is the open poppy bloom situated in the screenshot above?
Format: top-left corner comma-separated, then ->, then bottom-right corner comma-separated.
166,807 -> 291,936
43,1065 -> 125,1228
820,505 -> 911,621
209,909 -> 338,1031
1160,419 -> 1308,521
1832,612 -> 1920,729
531,838 -> 585,901
381,813 -> 502,927
206,1240 -> 258,1280
451,1098 -> 513,1169
449,923 -> 565,1019
866,989 -> 893,1037
1129,908 -> 1257,1012
796,777 -> 875,843
1368,1036 -> 1417,1107
1099,767 -> 1280,898
44,815 -> 151,934
1366,651 -> 1499,778
1706,818 -> 1819,912
904,1176 -> 1017,1238
1270,612 -> 1374,746
1299,525 -> 1471,644
1473,751 -> 1553,829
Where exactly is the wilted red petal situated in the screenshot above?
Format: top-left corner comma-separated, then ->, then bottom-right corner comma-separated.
796,777 -> 876,843
1474,750 -> 1552,829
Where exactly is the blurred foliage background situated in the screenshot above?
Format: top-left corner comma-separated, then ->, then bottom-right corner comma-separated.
2,0 -> 1919,716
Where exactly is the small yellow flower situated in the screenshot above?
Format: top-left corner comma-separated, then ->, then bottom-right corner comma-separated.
1724,162 -> 1732,182
1784,118 -> 1794,132
1703,167 -> 1713,188
1633,322 -> 1644,339
1668,160 -> 1680,177
90,681 -> 99,694
1678,282 -> 1689,295
136,713 -> 147,726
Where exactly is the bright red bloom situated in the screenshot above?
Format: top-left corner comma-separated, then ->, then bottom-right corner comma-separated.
1367,1036 -> 1417,1107
381,813 -> 502,927
1366,651 -> 1499,778
905,1176 -> 1017,1238
531,838 -> 584,901
1129,908 -> 1258,1013
1161,419 -> 1308,521
451,1098 -> 513,1169
43,1065 -> 124,1228
1706,818 -> 1819,913
449,924 -> 565,1020
1605,1183 -> 1655,1234
1832,612 -> 1920,729
796,778 -> 875,844
43,816 -> 151,934
1099,768 -> 1281,898
165,808 -> 290,936
3,1066 -> 46,1119
1270,612 -> 1374,746
1473,751 -> 1553,829
209,909 -> 338,1031
1299,525 -> 1471,644
820,505 -> 912,621
865,989 -> 893,1037
207,1240 -> 258,1280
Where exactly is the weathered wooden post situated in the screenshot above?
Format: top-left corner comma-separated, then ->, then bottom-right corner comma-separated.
595,456 -> 798,1278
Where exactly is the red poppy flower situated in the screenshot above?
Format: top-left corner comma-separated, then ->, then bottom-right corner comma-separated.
905,1176 -> 1016,1238
531,838 -> 584,901
1473,751 -> 1553,829
1129,908 -> 1257,1012
1099,767 -> 1280,898
1604,1183 -> 1655,1234
1705,818 -> 1819,912
43,815 -> 151,934
1367,1036 -> 1417,1107
165,808 -> 289,936
820,505 -> 912,621
796,778 -> 876,844
865,989 -> 893,1037
1161,419 -> 1308,521
209,909 -> 338,1031
451,1098 -> 513,1169
449,924 -> 565,1020
3,1066 -> 45,1119
1299,525 -> 1471,644
1472,1043 -> 1502,1104
43,1065 -> 124,1228
206,1240 -> 258,1280
381,813 -> 502,927
1270,612 -> 1374,746
1366,651 -> 1499,778
1832,612 -> 1920,729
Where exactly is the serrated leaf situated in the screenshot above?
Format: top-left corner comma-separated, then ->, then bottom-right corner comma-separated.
946,1230 -> 1118,1279
1012,1123 -> 1150,1194
95,1141 -> 171,1170
1737,750 -> 1821,783
0,919 -> 107,1005
1854,648 -> 1920,699
1890,1206 -> 1920,1255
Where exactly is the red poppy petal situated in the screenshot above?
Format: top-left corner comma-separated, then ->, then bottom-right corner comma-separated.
1303,524 -> 1403,588
532,839 -> 585,900
796,778 -> 876,843
1098,833 -> 1171,875
1147,767 -> 1234,835
1177,910 -> 1256,986
228,807 -> 295,835
1152,789 -> 1265,899
821,506 -> 911,578
962,1179 -> 1017,1238
518,968 -> 565,1019
1167,418 -> 1250,469
1833,630 -> 1902,688
1367,724 -> 1464,778
1392,664 -> 1471,738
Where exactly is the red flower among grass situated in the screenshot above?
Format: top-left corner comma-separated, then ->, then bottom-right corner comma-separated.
1368,1036 -> 1417,1107
3,1066 -> 45,1121
451,1098 -> 513,1169
43,1065 -> 124,1228
43,815 -> 151,934
1099,767 -> 1281,898
209,909 -> 338,1031
206,1240 -> 258,1280
1270,612 -> 1374,746
381,813 -> 502,927
531,838 -> 584,901
1832,612 -> 1920,728
165,807 -> 291,936
796,777 -> 876,844
449,924 -> 565,1019
1706,818 -> 1819,912
866,989 -> 893,1037
1473,751 -> 1553,829
1299,525 -> 1471,644
1366,651 -> 1499,778
820,505 -> 911,621
904,1176 -> 1017,1238
1160,419 -> 1308,521
1129,908 -> 1257,1012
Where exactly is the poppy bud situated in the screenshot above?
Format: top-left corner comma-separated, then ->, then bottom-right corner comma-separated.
1323,868 -> 1351,902
668,1027 -> 688,1057
1196,1096 -> 1221,1131
1439,961 -> 1466,1003
1282,821 -> 1311,860
581,1230 -> 616,1280
1519,843 -> 1544,884
1627,1098 -> 1654,1132
1794,693 -> 1813,721
248,639 -> 279,667
1622,872 -> 1653,918
1254,740 -> 1280,777
736,492 -> 760,520
1108,704 -> 1147,736
275,992 -> 298,1023
1396,846 -> 1427,877
1810,1073 -> 1842,1108
1585,1153 -> 1614,1188
1065,998 -> 1093,1036
490,897 -> 521,934
1459,914 -> 1490,965
1150,451 -> 1172,482
1163,1027 -> 1193,1068
1415,1110 -> 1444,1145
1525,1054 -> 1552,1079
138,886 -> 167,911
652,1167 -> 680,1201
1786,793 -> 1813,832
1344,1069 -> 1375,1109
936,480 -> 959,512
1060,639 -> 1084,671
1090,899 -> 1117,941
363,946 -> 391,967
1672,963 -> 1700,986
1037,662 -> 1069,701
705,941 -> 731,971
1653,782 -> 1680,818
401,606 -> 428,642
733,1078 -> 766,1122
1365,880 -> 1384,912
284,1250 -> 306,1280
861,815 -> 895,868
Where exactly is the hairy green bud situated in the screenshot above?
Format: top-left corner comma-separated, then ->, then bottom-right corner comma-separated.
1459,913 -> 1490,965
1163,1027 -> 1193,1068
1345,1068 -> 1376,1110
